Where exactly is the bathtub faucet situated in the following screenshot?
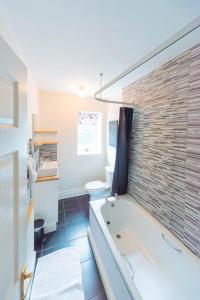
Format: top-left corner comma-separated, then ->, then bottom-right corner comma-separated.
114,193 -> 119,201
105,195 -> 115,207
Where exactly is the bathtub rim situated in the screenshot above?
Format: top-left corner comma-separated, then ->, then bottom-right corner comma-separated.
88,227 -> 116,300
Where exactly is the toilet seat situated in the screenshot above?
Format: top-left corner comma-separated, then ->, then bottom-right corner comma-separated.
85,166 -> 113,200
85,180 -> 107,191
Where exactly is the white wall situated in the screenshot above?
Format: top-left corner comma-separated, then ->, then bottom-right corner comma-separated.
0,5 -> 38,138
27,71 -> 38,137
106,103 -> 120,168
38,90 -> 107,198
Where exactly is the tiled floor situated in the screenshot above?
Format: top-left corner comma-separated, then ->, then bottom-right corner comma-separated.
35,194 -> 108,300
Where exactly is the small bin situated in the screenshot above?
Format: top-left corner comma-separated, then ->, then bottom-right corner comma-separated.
34,219 -> 45,245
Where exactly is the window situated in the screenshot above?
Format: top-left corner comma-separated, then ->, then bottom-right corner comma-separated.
77,111 -> 102,155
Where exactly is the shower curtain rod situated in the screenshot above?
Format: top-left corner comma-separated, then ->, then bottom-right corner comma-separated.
94,16 -> 200,106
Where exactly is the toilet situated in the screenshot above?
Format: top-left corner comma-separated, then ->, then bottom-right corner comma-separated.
85,166 -> 114,200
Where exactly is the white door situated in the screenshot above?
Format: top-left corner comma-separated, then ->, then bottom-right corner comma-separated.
0,37 -> 27,300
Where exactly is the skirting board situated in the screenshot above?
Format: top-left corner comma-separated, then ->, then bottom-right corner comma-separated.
88,227 -> 115,300
59,188 -> 87,199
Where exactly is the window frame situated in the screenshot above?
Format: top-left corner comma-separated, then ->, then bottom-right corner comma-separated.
77,111 -> 102,156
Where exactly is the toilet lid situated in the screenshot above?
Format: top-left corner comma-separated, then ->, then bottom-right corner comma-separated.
85,180 -> 106,191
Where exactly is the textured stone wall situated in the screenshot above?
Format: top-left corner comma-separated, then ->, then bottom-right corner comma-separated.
35,144 -> 57,162
124,43 -> 200,256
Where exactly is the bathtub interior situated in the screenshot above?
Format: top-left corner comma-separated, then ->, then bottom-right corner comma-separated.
100,199 -> 177,299
91,195 -> 200,300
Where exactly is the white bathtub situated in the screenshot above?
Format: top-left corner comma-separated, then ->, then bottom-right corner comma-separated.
88,194 -> 200,300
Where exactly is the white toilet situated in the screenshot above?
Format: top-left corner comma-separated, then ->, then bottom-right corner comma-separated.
85,166 -> 114,200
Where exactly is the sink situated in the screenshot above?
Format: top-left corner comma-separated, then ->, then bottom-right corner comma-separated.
37,161 -> 58,177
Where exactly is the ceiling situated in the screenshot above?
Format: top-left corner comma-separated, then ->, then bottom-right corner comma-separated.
1,0 -> 200,96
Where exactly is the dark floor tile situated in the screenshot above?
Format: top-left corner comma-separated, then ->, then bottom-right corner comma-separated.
83,205 -> 89,219
42,243 -> 67,256
63,197 -> 80,210
81,259 -> 104,300
58,200 -> 64,212
91,292 -> 108,300
78,194 -> 90,207
68,236 -> 93,262
42,226 -> 67,250
57,211 -> 66,226
66,207 -> 88,224
35,215 -> 105,300
65,220 -> 89,241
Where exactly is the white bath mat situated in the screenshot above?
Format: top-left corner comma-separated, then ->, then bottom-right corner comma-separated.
31,248 -> 85,300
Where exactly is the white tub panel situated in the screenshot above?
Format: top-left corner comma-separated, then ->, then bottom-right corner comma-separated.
89,207 -> 133,300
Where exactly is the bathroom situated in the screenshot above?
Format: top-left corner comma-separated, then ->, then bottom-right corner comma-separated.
0,1 -> 200,300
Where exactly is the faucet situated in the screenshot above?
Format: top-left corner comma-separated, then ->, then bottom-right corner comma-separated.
105,193 -> 118,209
105,194 -> 118,225
105,197 -> 112,206
114,193 -> 119,201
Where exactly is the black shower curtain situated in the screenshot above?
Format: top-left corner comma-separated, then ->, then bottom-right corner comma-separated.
112,107 -> 134,195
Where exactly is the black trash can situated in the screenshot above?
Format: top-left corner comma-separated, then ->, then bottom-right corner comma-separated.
34,219 -> 45,245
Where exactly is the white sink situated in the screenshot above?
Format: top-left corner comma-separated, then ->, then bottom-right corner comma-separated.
37,161 -> 58,177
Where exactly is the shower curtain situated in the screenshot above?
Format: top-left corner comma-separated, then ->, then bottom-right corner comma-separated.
112,107 -> 134,195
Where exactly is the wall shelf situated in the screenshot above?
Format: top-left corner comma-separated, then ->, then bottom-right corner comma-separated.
34,141 -> 58,146
34,130 -> 58,134
36,175 -> 59,183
